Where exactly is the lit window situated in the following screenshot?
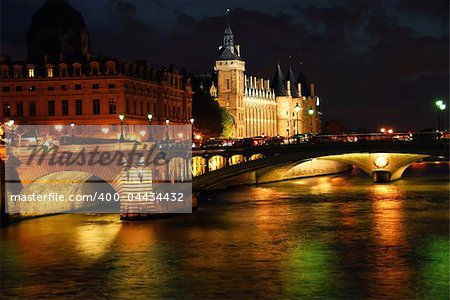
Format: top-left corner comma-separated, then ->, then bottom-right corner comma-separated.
47,68 -> 53,77
28,68 -> 35,78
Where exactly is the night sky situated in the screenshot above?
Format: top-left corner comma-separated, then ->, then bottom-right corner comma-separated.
1,0 -> 448,131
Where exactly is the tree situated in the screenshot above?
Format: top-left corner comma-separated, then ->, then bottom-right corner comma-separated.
220,107 -> 234,138
191,78 -> 224,137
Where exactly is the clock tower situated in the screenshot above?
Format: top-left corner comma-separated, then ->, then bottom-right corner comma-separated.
215,21 -> 246,138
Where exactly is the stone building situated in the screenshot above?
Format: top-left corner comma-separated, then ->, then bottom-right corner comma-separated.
211,21 -> 321,138
0,0 -> 192,140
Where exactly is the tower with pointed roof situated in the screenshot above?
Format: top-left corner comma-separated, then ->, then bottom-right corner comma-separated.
215,18 -> 246,138
211,12 -> 321,138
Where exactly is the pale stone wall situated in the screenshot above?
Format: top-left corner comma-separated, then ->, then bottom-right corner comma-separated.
215,59 -> 246,138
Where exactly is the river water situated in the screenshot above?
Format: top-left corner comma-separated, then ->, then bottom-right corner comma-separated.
1,162 -> 449,299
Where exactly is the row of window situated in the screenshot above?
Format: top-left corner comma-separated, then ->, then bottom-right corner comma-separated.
4,65 -> 108,79
2,99 -> 117,117
123,99 -> 191,121
2,83 -> 115,93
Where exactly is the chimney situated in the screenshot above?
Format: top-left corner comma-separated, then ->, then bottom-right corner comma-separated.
310,83 -> 315,97
298,83 -> 302,96
287,80 -> 291,96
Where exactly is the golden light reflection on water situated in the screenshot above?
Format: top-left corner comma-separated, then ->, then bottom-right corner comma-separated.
75,222 -> 121,259
291,176 -> 350,194
338,202 -> 357,227
312,177 -> 334,193
1,162 -> 448,299
251,187 -> 293,230
370,184 -> 410,297
115,225 -> 156,252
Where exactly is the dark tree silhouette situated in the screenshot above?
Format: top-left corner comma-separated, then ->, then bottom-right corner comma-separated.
191,78 -> 224,137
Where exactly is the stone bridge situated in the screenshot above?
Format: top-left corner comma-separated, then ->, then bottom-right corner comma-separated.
192,142 -> 448,191
0,142 -> 192,220
0,141 -> 447,223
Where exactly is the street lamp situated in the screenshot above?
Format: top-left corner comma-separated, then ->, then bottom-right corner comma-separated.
190,118 -> 194,141
54,124 -> 63,144
70,122 -> 75,144
435,98 -> 446,131
165,118 -> 170,140
308,106 -> 315,134
139,130 -> 146,141
147,113 -> 153,141
101,127 -> 109,135
294,103 -> 300,137
119,113 -> 125,142
6,119 -> 15,146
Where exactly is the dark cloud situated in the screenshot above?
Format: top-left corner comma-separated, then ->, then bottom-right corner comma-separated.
90,0 -> 156,62
395,0 -> 449,28
106,0 -> 137,18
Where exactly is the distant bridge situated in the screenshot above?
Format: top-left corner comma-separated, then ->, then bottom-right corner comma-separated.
192,142 -> 448,191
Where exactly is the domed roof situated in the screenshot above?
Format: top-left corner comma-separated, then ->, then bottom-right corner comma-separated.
27,0 -> 91,63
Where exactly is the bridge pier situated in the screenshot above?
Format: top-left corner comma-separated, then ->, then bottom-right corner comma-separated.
372,170 -> 391,183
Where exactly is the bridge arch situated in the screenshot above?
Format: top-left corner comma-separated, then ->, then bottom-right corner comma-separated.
256,159 -> 352,184
11,158 -> 124,192
192,156 -> 206,176
209,155 -> 226,172
249,154 -> 264,161
229,154 -> 245,166
7,170 -> 120,217
168,157 -> 189,181
318,153 -> 429,183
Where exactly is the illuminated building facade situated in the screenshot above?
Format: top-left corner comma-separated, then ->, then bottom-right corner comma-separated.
0,0 -> 192,137
210,22 -> 321,138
